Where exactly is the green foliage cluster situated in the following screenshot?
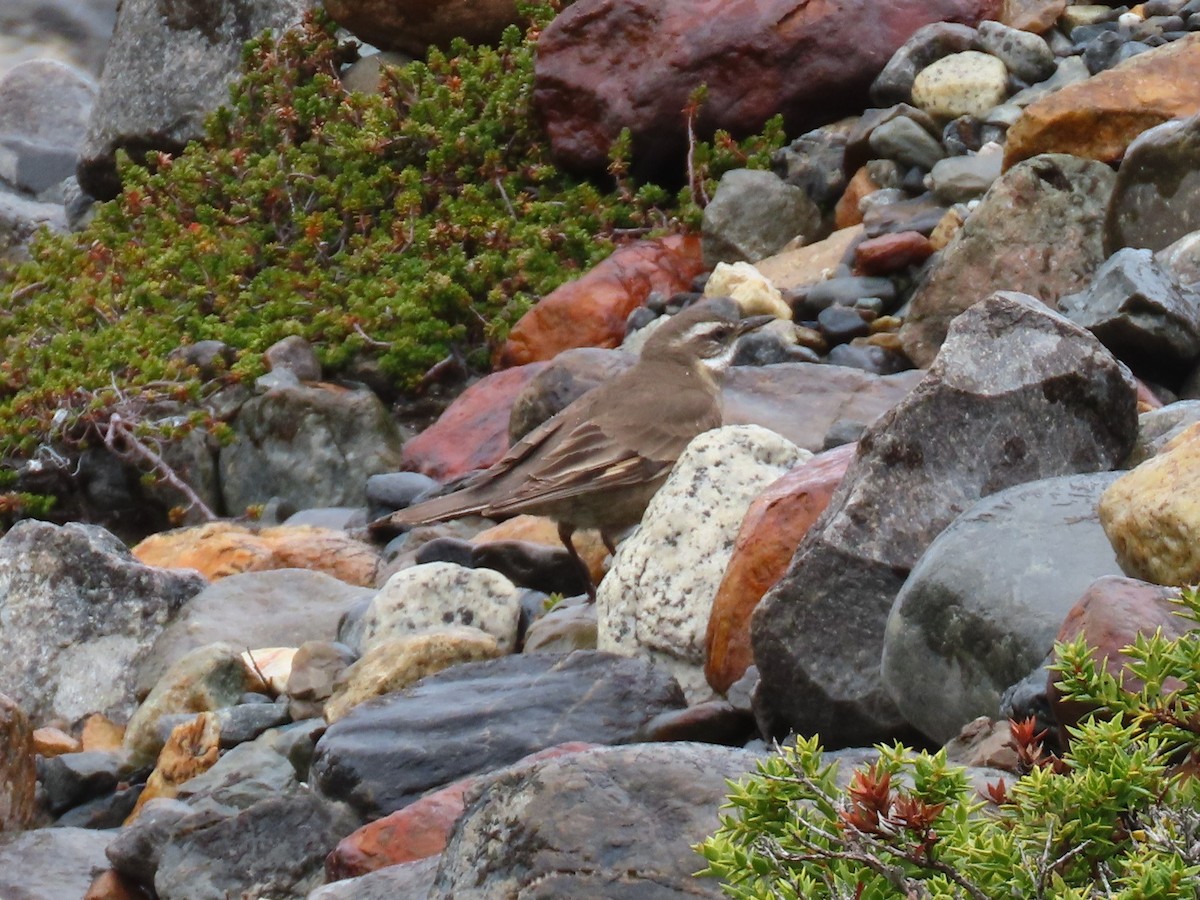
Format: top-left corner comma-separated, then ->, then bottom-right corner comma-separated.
0,3 -> 784,520
699,588 -> 1200,899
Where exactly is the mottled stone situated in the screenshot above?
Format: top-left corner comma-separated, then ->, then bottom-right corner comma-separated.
497,235 -> 704,367
127,713 -> 221,821
705,444 -> 854,695
882,473 -> 1124,744
702,168 -> 821,265
975,19 -> 1056,83
753,292 -> 1138,745
1101,421 -> 1200,585
870,22 -> 978,107
900,154 -> 1115,366
1004,33 -> 1200,169
911,51 -> 1009,119
0,693 -> 36,831
310,651 -> 684,819
597,426 -> 808,701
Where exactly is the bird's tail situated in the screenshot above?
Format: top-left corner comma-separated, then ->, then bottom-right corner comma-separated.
367,487 -> 493,538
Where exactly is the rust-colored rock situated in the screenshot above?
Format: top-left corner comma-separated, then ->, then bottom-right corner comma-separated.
324,0 -> 521,56
834,167 -> 880,230
474,515 -> 609,583
534,0 -> 1001,175
80,713 -> 125,751
854,230 -> 934,275
126,712 -> 221,823
326,742 -> 595,879
497,236 -> 705,367
399,363 -> 548,482
133,522 -> 379,586
84,869 -> 152,900
1005,34 -> 1200,170
1048,576 -> 1187,731
33,726 -> 81,758
0,692 -> 37,831
705,444 -> 855,694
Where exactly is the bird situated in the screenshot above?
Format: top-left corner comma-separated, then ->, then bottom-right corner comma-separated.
369,297 -> 775,598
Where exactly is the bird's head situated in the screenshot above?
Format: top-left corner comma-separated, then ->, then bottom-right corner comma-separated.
642,297 -> 775,372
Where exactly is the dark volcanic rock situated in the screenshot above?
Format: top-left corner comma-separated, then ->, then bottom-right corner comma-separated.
533,0 -> 1002,176
310,651 -> 685,819
882,472 -> 1124,744
752,292 -> 1138,746
430,743 -> 764,899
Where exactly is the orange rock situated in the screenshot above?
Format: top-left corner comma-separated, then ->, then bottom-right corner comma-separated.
853,230 -> 934,275
326,742 -> 595,878
705,444 -> 855,694
32,726 -> 81,757
1000,0 -> 1066,32
833,167 -> 880,230
84,869 -> 151,900
496,235 -> 705,367
473,515 -> 609,582
0,692 -> 37,830
1005,34 -> 1200,169
398,363 -> 548,482
132,522 -> 379,586
126,713 -> 221,823
80,713 -> 125,751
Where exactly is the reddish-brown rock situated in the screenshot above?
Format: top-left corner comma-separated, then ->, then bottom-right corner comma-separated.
398,363 -> 548,482
84,870 -> 152,900
0,692 -> 37,831
1001,0 -> 1066,33
534,0 -> 1001,175
1048,576 -> 1188,732
834,168 -> 880,230
1005,34 -> 1200,170
854,231 -> 934,275
705,443 -> 855,694
324,0 -> 521,56
133,523 -> 379,587
326,742 -> 595,879
496,236 -> 704,367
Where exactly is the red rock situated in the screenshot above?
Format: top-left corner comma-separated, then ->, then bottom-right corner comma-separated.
534,0 -> 1001,175
0,692 -> 37,831
854,231 -> 934,275
1048,576 -> 1188,732
326,742 -> 595,879
705,444 -> 855,694
496,236 -> 704,368
399,363 -> 548,482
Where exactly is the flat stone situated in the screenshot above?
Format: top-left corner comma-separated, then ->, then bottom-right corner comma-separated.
753,224 -> 863,289
853,230 -> 935,275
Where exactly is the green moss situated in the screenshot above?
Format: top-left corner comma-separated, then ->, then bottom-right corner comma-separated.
0,4 -> 784,522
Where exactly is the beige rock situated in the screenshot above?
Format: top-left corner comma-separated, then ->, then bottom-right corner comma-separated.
32,726 -> 80,758
325,627 -> 502,722
912,51 -> 1009,119
80,714 -> 125,751
1100,422 -> 1200,585
523,597 -> 599,654
126,713 -> 221,823
753,225 -> 863,292
928,206 -> 966,250
1001,0 -> 1067,32
1059,4 -> 1116,28
704,261 -> 792,320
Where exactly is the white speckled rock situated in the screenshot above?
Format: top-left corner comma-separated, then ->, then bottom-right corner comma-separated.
596,425 -> 808,701
362,562 -> 522,654
911,51 -> 1009,119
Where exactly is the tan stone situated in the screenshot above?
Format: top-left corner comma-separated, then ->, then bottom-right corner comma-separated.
928,206 -> 966,250
834,168 -> 879,229
704,262 -> 792,319
325,627 -> 503,723
80,714 -> 125,751
1001,0 -> 1067,32
126,713 -> 221,823
32,726 -> 80,758
754,225 -> 863,291
241,647 -> 296,695
1005,34 -> 1200,169
943,717 -> 1019,772
912,51 -> 1009,120
1100,421 -> 1200,585
133,522 -> 379,586
473,515 -> 608,582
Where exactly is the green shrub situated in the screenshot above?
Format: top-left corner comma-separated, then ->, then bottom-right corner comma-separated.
0,3 -> 784,522
698,587 -> 1200,899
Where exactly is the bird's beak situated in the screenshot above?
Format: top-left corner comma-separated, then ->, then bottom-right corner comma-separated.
735,314 -> 776,336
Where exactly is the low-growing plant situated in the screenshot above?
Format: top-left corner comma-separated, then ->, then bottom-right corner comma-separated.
698,587 -> 1200,898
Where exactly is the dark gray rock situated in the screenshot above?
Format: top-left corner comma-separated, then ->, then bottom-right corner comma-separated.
310,856 -> 440,899
106,798 -> 193,884
0,59 -> 95,195
0,827 -> 111,899
1058,247 -> 1200,379
801,276 -> 897,316
37,749 -> 137,814
731,329 -> 821,366
219,380 -> 404,515
927,150 -> 1003,203
870,22 -> 978,107
77,0 -> 310,199
136,568 -> 374,697
817,305 -> 871,345
1105,112 -> 1200,255
431,743 -> 765,899
881,472 -> 1124,744
311,651 -> 686,819
365,471 -> 439,519
155,700 -> 291,749
861,191 -> 948,238
975,20 -> 1056,83
845,104 -> 941,177
771,122 -> 852,211
752,292 -> 1138,746
508,347 -> 635,443
471,540 -> 592,598
0,521 -> 205,724
53,783 -> 142,829
868,115 -> 945,171
900,153 -> 1115,367
701,168 -> 821,266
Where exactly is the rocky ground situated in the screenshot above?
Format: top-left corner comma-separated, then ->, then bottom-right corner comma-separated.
2,0 -> 1200,897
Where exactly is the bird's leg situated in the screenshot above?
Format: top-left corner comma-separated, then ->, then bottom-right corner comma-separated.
601,530 -> 618,559
557,521 -> 596,602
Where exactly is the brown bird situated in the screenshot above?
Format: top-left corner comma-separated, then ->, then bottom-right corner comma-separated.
370,298 -> 773,598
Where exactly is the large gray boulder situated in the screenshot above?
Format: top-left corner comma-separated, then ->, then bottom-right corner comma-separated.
0,521 -> 206,724
77,0 -> 311,199
752,292 -> 1138,746
881,472 -> 1125,744
0,828 -> 112,899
